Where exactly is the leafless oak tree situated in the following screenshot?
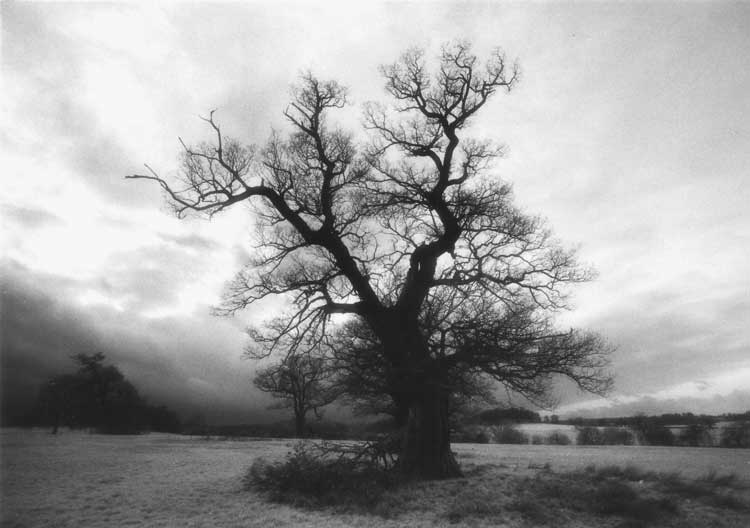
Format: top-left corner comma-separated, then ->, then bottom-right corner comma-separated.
129,42 -> 612,478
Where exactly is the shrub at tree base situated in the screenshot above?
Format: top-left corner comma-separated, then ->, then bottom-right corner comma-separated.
244,442 -> 401,510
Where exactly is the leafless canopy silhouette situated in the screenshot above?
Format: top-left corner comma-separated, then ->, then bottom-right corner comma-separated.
129,42 -> 612,478
253,351 -> 339,438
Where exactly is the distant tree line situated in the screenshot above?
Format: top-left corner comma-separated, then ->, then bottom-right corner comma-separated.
455,406 -> 540,425
559,412 -> 750,448
449,409 -> 750,448
30,353 -> 181,434
182,420 -> 358,441
475,407 -> 542,425
562,412 -> 727,428
189,403 -> 750,449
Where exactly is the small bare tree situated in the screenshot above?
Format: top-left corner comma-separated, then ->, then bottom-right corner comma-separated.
254,353 -> 338,437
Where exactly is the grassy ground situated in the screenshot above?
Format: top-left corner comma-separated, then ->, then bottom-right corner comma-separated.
2,428 -> 749,527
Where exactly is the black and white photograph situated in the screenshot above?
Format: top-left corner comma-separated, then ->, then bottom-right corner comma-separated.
2,1 -> 749,526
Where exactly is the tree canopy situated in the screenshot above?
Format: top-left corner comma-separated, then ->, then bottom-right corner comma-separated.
34,353 -> 181,434
130,41 -> 612,477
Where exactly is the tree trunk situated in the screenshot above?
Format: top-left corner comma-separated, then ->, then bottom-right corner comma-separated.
294,413 -> 306,438
398,384 -> 462,479
376,316 -> 461,478
391,391 -> 410,428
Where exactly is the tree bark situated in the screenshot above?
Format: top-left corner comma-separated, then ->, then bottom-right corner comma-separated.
398,383 -> 462,479
391,392 -> 410,428
294,413 -> 306,438
375,318 -> 462,478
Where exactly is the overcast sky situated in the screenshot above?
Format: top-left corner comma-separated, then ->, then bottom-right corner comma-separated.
2,1 -> 749,423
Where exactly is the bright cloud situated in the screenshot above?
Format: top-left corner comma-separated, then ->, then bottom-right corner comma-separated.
558,366 -> 750,417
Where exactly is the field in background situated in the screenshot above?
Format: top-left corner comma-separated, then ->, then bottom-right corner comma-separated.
2,428 -> 749,527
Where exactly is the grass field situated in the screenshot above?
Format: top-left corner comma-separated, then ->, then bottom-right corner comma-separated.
2,428 -> 749,527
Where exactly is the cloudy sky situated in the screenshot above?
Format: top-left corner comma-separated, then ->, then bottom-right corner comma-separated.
2,1 -> 749,423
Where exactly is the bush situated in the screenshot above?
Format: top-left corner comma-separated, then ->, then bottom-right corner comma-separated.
244,441 -> 400,510
578,427 -> 637,446
720,422 -> 750,448
546,431 -> 572,445
494,425 -> 529,444
641,425 -> 675,446
531,431 -> 571,445
577,426 -> 603,445
450,425 -> 488,443
677,424 -> 714,447
453,425 -> 530,444
591,480 -> 678,521
601,427 -> 635,445
474,429 -> 493,444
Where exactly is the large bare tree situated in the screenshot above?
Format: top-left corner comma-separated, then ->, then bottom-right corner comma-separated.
129,42 -> 611,478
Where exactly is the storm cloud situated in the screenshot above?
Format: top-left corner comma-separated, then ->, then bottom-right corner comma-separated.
1,262 -> 272,424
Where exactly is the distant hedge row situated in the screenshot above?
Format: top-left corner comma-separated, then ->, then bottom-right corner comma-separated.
453,425 -> 571,445
720,422 -> 750,448
576,424 -> 750,447
576,427 -> 635,446
453,422 -> 750,448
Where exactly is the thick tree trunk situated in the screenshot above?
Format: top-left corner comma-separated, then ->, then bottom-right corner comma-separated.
391,392 -> 411,428
375,315 -> 461,478
398,385 -> 462,479
294,413 -> 306,438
